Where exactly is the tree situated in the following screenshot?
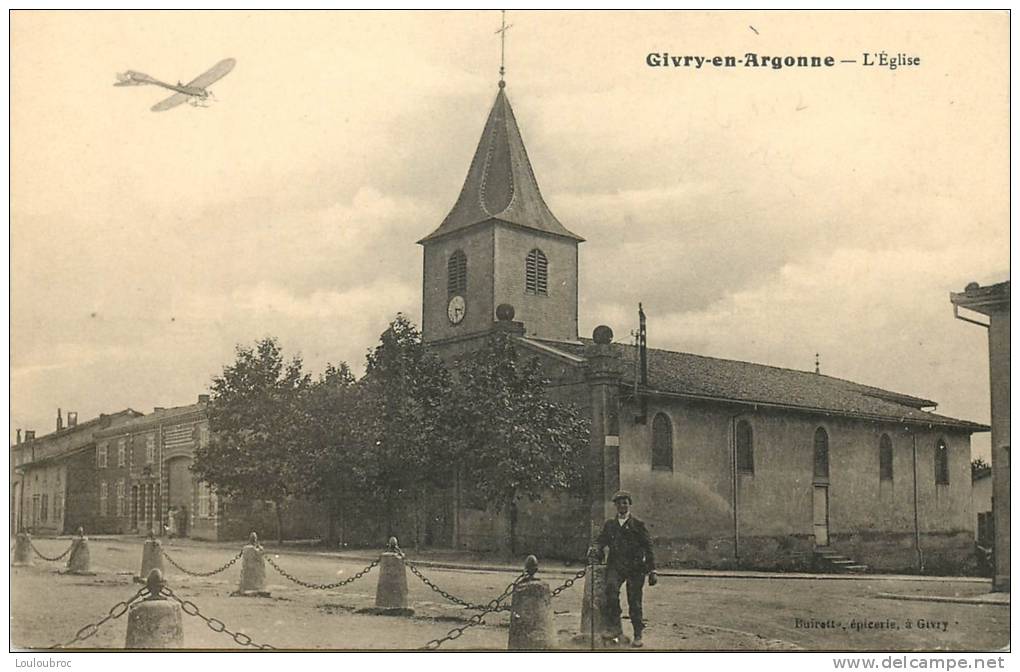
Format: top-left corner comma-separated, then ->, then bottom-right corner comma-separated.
359,314 -> 455,547
972,457 -> 992,481
452,331 -> 589,555
298,362 -> 372,546
193,337 -> 310,544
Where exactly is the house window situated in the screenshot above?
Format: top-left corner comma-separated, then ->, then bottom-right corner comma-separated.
97,443 -> 108,468
525,248 -> 548,295
198,482 -> 211,517
54,495 -> 62,522
118,439 -> 126,467
736,420 -> 754,474
879,434 -> 893,481
447,250 -> 467,297
41,494 -> 48,522
651,413 -> 673,471
813,427 -> 829,480
131,486 -> 139,528
99,482 -> 108,517
146,434 -> 155,464
116,479 -> 125,517
935,437 -> 950,485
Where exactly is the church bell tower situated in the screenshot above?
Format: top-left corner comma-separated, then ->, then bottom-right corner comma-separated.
418,80 -> 584,345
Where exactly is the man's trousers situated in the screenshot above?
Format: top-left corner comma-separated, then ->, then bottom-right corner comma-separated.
603,566 -> 645,638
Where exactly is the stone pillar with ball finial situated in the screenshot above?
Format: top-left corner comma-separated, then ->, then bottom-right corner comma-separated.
584,325 -> 623,532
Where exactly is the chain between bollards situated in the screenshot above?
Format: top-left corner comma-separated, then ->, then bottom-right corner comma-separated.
46,572 -> 161,649
263,550 -> 379,590
419,570 -> 528,650
160,546 -> 244,577
158,584 -> 275,649
549,562 -> 589,598
29,539 -> 75,562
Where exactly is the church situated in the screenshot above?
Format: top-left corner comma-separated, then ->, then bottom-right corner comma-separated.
415,77 -> 987,574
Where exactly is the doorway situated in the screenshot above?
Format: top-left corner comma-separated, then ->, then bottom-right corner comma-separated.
813,485 -> 829,546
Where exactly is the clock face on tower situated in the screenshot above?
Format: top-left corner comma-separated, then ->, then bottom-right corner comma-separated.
447,295 -> 466,324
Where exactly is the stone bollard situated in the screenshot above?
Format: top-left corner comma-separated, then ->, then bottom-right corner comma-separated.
374,537 -> 411,614
12,532 -> 33,566
234,532 -> 270,597
580,563 -> 608,644
64,527 -> 92,575
125,569 -> 184,649
135,533 -> 165,583
507,555 -> 556,650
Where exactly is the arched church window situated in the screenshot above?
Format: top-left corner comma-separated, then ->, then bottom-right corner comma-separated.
447,250 -> 467,297
736,420 -> 754,474
813,427 -> 829,480
651,413 -> 673,471
525,248 -> 548,295
879,434 -> 893,481
935,437 -> 949,485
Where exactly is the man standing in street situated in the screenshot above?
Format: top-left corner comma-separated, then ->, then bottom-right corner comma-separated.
592,490 -> 658,647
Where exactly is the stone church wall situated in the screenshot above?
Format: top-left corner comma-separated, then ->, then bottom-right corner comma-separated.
617,396 -> 974,572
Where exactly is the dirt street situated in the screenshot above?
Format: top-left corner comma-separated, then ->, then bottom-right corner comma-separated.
10,537 -> 1009,651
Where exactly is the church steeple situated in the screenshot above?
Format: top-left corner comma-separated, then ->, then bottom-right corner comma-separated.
418,86 -> 584,244
419,70 -> 582,345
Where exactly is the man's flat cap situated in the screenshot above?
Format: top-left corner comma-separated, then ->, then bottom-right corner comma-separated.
611,490 -> 632,503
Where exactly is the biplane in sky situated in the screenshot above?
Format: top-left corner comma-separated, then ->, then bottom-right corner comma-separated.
115,58 -> 236,112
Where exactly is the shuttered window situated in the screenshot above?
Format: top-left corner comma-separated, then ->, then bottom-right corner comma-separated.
935,437 -> 949,485
879,434 -> 893,481
525,249 -> 548,295
447,250 -> 467,297
652,413 -> 673,471
813,427 -> 829,480
736,420 -> 754,474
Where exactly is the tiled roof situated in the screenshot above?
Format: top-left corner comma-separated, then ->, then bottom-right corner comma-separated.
550,340 -> 987,431
418,85 -> 584,244
950,280 -> 1010,315
94,401 -> 206,437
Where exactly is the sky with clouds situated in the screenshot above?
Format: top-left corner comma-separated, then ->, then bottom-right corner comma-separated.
10,11 -> 1007,459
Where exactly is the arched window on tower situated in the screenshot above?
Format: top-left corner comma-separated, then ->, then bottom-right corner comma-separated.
813,427 -> 829,480
879,434 -> 893,482
447,250 -> 467,297
935,437 -> 950,485
652,413 -> 673,472
736,420 -> 754,474
525,248 -> 548,295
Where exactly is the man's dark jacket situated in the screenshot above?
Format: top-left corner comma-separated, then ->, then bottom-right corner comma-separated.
595,516 -> 656,577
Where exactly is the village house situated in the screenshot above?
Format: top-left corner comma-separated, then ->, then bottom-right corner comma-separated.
11,409 -> 142,535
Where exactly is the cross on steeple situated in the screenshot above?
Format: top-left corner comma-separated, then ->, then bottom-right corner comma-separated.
495,10 -> 513,86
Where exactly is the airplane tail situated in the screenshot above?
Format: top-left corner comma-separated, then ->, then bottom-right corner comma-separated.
114,70 -> 155,86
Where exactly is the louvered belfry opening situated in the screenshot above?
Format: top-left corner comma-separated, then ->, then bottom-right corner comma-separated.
448,250 -> 467,297
525,248 -> 548,295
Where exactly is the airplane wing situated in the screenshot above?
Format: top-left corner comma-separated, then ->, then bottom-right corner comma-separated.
186,58 -> 236,89
151,92 -> 190,112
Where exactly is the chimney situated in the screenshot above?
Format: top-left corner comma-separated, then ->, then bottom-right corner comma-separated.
638,303 -> 648,386
25,430 -> 35,442
197,394 -> 210,404
67,411 -> 77,428
56,408 -> 63,432
16,429 -> 21,445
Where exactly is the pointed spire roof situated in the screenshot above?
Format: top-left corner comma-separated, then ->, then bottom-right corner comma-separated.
419,85 -> 584,244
